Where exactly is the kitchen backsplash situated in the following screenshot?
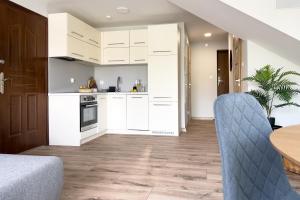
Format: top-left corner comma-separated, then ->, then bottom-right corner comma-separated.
94,65 -> 148,92
48,58 -> 94,93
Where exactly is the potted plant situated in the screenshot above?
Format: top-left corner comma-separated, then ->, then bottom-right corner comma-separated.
244,65 -> 300,127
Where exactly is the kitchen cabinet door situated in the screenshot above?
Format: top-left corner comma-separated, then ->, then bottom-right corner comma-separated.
97,95 -> 107,132
127,95 -> 149,130
148,24 -> 178,56
67,13 -> 89,42
130,29 -> 147,47
148,55 -> 178,101
130,47 -> 147,64
87,27 -> 101,47
102,48 -> 129,65
149,102 -> 178,135
107,95 -> 127,130
87,44 -> 101,64
102,30 -> 129,48
67,36 -> 88,60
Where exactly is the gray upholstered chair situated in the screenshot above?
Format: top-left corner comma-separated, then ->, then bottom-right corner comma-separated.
214,93 -> 300,200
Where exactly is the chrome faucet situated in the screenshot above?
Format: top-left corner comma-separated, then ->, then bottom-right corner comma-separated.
116,76 -> 121,92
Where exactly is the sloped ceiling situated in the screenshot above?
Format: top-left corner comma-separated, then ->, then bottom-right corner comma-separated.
169,0 -> 300,66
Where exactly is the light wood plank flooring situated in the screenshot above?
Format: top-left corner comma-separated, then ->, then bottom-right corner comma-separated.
25,120 -> 300,200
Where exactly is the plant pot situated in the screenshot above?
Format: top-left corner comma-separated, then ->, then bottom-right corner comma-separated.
268,117 -> 276,127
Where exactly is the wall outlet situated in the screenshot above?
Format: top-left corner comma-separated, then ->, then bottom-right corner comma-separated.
70,78 -> 75,84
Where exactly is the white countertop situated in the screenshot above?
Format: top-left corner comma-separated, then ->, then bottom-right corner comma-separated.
48,92 -> 148,96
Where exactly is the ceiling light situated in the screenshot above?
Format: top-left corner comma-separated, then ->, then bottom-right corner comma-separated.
116,6 -> 129,14
106,15 -> 112,19
204,33 -> 212,37
205,43 -> 209,47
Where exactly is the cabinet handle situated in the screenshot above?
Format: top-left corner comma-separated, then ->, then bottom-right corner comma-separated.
134,59 -> 146,62
153,97 -> 172,99
134,42 -> 145,44
131,96 -> 143,99
153,51 -> 172,53
153,104 -> 171,106
108,42 -> 125,46
89,58 -> 99,61
112,97 -> 124,99
89,39 -> 99,44
108,60 -> 125,62
71,31 -> 84,38
72,53 -> 84,57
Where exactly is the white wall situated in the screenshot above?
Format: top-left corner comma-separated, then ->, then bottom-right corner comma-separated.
94,65 -> 148,92
9,0 -> 48,17
245,41 -> 300,126
191,39 -> 228,119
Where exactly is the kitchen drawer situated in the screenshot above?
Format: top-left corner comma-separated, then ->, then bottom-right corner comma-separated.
102,48 -> 129,65
127,95 -> 149,130
102,30 -> 129,48
130,47 -> 147,64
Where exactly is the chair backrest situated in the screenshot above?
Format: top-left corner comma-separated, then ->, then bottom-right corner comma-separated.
214,93 -> 293,200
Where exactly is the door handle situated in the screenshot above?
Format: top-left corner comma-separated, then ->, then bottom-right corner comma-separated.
0,59 -> 5,65
217,77 -> 223,87
0,72 -> 11,95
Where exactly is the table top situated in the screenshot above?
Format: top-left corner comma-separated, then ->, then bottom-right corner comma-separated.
270,125 -> 300,166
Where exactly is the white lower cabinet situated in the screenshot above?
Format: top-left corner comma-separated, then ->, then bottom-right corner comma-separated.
97,95 -> 107,132
127,95 -> 149,130
107,94 -> 127,130
149,102 -> 178,135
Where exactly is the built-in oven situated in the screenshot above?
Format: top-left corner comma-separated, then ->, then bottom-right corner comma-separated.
80,95 -> 98,132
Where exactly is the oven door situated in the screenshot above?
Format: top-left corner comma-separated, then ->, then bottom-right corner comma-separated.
80,102 -> 98,132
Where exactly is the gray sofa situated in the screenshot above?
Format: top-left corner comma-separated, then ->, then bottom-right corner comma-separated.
0,154 -> 63,200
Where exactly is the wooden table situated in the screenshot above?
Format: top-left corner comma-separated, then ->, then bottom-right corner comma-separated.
270,125 -> 300,174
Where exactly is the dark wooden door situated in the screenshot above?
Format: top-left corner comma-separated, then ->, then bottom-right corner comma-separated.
0,0 -> 48,153
217,50 -> 229,96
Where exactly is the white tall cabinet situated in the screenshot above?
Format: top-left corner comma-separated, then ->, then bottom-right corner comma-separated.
148,24 -> 179,136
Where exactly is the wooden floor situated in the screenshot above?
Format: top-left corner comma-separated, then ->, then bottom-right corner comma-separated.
25,120 -> 300,200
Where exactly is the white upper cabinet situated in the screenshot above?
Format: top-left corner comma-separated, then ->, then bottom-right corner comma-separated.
102,48 -> 129,65
86,27 -> 101,47
148,24 -> 178,56
49,13 -> 101,64
130,29 -> 148,47
130,47 -> 147,64
102,31 -> 130,48
67,14 -> 89,42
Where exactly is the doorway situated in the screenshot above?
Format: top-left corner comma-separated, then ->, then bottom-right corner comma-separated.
0,1 -> 48,153
217,50 -> 229,96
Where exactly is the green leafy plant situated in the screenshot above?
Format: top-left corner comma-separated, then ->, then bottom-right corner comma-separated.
243,65 -> 300,118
